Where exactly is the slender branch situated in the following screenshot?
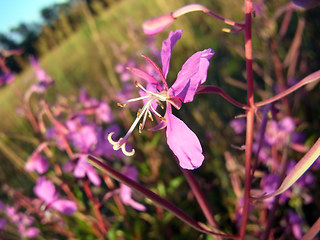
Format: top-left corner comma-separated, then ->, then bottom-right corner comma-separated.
172,4 -> 245,29
83,181 -> 108,235
196,85 -> 247,109
255,70 -> 320,107
181,169 -> 220,231
302,217 -> 320,240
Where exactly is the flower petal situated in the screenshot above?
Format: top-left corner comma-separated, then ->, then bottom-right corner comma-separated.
127,67 -> 160,85
161,30 -> 182,79
166,113 -> 204,169
143,13 -> 175,35
169,49 -> 214,103
34,177 -> 57,203
51,199 -> 77,215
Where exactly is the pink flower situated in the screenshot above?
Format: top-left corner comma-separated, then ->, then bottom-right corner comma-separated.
0,73 -> 14,86
108,30 -> 214,169
25,153 -> 49,174
120,165 -> 146,211
28,56 -> 54,93
34,176 -> 77,215
73,155 -> 101,186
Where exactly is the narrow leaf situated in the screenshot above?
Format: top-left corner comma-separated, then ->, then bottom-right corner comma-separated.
87,155 -> 235,238
256,138 -> 320,199
256,70 -> 320,107
302,217 -> 320,240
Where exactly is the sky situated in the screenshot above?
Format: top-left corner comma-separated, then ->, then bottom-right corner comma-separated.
0,0 -> 68,34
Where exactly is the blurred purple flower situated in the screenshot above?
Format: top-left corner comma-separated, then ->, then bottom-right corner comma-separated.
25,153 -> 49,174
265,117 -> 295,147
120,165 -> 146,211
230,118 -> 246,134
19,225 -> 40,238
261,173 -> 290,208
287,210 -> 303,239
29,56 -> 54,93
0,72 -> 14,86
108,30 -> 214,169
5,205 -> 20,222
96,102 -> 113,123
78,89 -> 114,123
3,205 -> 39,238
73,154 -> 101,186
34,176 -> 77,215
66,117 -> 98,152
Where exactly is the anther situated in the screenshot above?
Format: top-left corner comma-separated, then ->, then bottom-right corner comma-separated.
148,113 -> 154,121
137,108 -> 142,118
117,103 -> 127,107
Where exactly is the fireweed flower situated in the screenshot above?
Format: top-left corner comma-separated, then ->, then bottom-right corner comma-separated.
108,30 -> 214,169
34,176 -> 77,215
64,154 -> 101,186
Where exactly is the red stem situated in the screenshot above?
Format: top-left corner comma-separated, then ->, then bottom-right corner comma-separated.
239,0 -> 254,239
83,181 -> 108,235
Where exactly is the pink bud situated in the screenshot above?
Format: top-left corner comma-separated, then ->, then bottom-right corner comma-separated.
143,13 -> 175,35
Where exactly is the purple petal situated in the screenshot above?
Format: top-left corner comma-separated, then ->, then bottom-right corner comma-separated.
96,102 -> 113,123
125,198 -> 146,211
120,165 -> 146,211
25,154 -> 49,174
143,13 -> 175,35
73,155 -> 89,178
0,73 -> 14,86
51,199 -> 77,215
169,49 -> 214,103
87,168 -> 101,186
34,177 -> 57,203
127,67 -> 160,85
161,30 -> 183,79
25,227 -> 40,238
166,113 -> 204,169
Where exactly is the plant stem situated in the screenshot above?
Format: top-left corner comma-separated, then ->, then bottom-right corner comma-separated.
239,0 -> 254,239
83,181 -> 108,235
181,169 -> 220,231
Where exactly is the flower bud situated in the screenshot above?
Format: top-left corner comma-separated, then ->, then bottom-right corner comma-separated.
143,13 -> 175,35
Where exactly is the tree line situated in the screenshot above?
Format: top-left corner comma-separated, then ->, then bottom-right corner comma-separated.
0,0 -> 119,73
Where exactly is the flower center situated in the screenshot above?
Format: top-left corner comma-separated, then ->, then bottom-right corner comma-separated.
107,82 -> 169,156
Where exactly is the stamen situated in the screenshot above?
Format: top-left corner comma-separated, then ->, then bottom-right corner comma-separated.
139,123 -> 143,133
137,108 -> 142,118
157,101 -> 164,109
160,116 -> 168,122
107,132 -> 135,156
117,103 -> 127,107
148,113 -> 154,121
150,104 -> 164,119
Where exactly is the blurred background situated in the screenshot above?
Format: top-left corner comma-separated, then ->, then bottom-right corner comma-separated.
0,0 -> 320,239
